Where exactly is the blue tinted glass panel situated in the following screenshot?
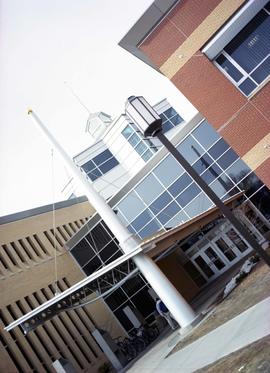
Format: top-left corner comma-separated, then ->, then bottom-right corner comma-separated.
170,114 -> 183,125
210,174 -> 234,198
217,149 -> 238,170
184,193 -> 213,218
162,121 -> 173,133
99,157 -> 119,174
166,210 -> 189,228
208,139 -> 230,159
176,183 -> 201,207
168,173 -> 193,197
139,219 -> 161,239
157,202 -> 181,225
93,149 -> 112,166
239,78 -> 257,96
225,10 -> 270,73
142,150 -> 153,162
163,107 -> 177,118
135,141 -> 147,155
131,209 -> 155,232
251,56 -> 270,84
122,125 -> 133,139
226,159 -> 251,183
177,137 -> 204,164
135,174 -> 164,204
193,154 -> 213,175
216,54 -> 243,82
129,133 -> 140,147
192,121 -> 220,150
127,224 -> 136,235
117,192 -> 145,222
160,113 -> 167,122
116,210 -> 129,226
88,168 -> 102,181
82,159 -> 95,173
149,192 -> 172,214
153,155 -> 184,188
201,163 -> 222,183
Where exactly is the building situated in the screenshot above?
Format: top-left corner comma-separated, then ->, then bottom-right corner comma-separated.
119,0 -> 270,190
0,197 -> 124,372
4,0 -> 270,356
62,98 -> 270,334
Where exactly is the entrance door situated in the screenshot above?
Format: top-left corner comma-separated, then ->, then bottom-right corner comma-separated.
192,245 -> 228,281
213,235 -> 239,263
224,228 -> 252,255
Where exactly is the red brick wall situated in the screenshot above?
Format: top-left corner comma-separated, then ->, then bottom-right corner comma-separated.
140,0 -> 222,68
167,0 -> 222,37
251,83 -> 270,122
220,102 -> 270,157
171,55 -> 270,160
256,158 -> 270,188
140,17 -> 186,68
171,55 -> 247,130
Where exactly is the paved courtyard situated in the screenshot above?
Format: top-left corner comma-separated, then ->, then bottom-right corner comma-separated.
123,259 -> 270,373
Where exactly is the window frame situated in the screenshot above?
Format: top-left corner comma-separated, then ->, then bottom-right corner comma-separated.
81,148 -> 119,181
203,0 -> 270,97
121,122 -> 158,162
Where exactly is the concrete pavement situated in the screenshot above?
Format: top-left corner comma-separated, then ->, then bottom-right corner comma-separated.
125,296 -> 270,373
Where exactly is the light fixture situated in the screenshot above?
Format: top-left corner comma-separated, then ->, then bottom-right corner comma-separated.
125,96 -> 162,137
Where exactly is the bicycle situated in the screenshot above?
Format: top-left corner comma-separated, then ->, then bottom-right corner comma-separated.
114,336 -> 137,361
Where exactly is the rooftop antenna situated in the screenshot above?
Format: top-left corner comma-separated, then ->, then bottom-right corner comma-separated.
64,81 -> 91,114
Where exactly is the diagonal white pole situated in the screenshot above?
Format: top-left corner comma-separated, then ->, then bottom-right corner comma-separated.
28,109 -> 197,328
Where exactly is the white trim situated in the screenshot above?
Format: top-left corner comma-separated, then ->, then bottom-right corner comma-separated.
202,0 -> 269,60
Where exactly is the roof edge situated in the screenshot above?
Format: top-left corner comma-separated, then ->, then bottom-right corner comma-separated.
0,196 -> 88,225
118,0 -> 179,70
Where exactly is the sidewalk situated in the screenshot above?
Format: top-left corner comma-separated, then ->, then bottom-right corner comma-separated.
125,296 -> 270,373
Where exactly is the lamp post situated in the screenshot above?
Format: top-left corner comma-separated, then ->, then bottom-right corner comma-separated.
125,96 -> 270,267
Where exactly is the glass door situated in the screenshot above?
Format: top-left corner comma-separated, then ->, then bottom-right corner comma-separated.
224,228 -> 251,254
192,245 -> 228,282
214,236 -> 239,262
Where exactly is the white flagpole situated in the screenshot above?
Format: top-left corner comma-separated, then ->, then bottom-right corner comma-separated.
28,109 -> 197,329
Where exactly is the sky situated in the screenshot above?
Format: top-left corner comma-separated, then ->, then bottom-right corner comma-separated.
0,0 -> 195,217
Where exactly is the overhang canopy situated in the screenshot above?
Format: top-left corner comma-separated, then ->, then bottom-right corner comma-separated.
142,192 -> 244,258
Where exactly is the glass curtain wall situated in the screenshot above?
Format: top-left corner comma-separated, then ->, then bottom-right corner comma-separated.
115,120 -> 270,239
70,119 -> 270,333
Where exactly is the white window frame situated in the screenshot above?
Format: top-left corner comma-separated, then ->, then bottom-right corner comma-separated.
121,122 -> 158,162
202,0 -> 270,97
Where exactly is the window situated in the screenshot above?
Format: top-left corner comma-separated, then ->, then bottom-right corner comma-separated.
160,107 -> 184,133
122,122 -> 158,162
81,149 -> 119,181
214,3 -> 270,96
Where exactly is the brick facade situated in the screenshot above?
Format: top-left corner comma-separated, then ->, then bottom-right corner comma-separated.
139,0 -> 270,187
